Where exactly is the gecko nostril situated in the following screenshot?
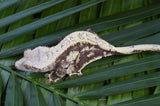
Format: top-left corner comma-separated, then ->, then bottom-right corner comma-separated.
24,64 -> 30,69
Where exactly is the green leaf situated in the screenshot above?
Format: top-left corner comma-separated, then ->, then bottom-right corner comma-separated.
111,93 -> 160,106
102,18 -> 160,45
36,86 -> 48,106
45,91 -> 64,106
54,54 -> 160,88
124,32 -> 160,46
0,0 -> 18,11
0,72 -> 2,104
0,0 -> 64,29
0,68 -> 10,92
0,0 -> 104,43
21,80 -> 47,106
5,72 -> 23,106
0,64 -> 83,105
34,0 -> 79,38
75,72 -> 160,99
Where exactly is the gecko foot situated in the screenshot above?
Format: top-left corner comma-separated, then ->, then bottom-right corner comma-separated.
44,70 -> 66,84
45,73 -> 52,83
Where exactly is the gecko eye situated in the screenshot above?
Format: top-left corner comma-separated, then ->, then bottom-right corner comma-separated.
23,60 -> 31,65
22,61 -> 32,69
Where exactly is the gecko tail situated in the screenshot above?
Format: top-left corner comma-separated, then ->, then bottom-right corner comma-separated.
115,44 -> 160,55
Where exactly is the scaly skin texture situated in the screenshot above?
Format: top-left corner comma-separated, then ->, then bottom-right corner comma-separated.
15,30 -> 160,83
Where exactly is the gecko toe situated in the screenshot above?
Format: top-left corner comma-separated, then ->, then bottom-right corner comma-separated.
52,81 -> 56,84
77,72 -> 83,76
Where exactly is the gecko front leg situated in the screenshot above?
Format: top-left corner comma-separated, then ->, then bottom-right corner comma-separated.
45,51 -> 80,83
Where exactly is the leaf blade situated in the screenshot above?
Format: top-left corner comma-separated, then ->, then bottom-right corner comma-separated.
75,72 -> 160,99
0,64 -> 83,105
111,93 -> 160,106
0,0 -> 18,11
21,81 -> 39,106
0,72 -> 2,104
0,0 -> 105,43
5,72 -> 23,106
0,0 -> 64,29
45,91 -> 64,106
102,18 -> 160,45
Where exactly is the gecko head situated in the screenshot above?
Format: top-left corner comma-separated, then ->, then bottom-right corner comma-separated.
15,46 -> 55,72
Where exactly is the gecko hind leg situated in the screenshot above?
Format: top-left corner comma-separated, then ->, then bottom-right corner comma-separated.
66,64 -> 83,76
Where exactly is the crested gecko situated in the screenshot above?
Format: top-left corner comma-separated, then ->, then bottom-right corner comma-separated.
15,30 -> 160,83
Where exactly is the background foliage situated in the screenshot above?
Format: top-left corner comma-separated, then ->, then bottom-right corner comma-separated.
0,0 -> 160,106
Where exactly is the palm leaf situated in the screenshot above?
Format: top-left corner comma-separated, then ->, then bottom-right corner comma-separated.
0,0 -> 64,29
5,72 -> 23,106
0,72 -> 2,104
0,0 -> 18,11
0,0 -> 160,105
111,93 -> 160,106
0,0 -> 104,43
0,64 -> 83,105
75,72 -> 160,99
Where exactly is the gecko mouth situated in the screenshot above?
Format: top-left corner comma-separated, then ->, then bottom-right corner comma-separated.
15,58 -> 28,71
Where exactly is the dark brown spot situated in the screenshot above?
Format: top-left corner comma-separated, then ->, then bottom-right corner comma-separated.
56,68 -> 67,77
24,64 -> 30,69
58,37 -> 62,41
132,50 -> 143,53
